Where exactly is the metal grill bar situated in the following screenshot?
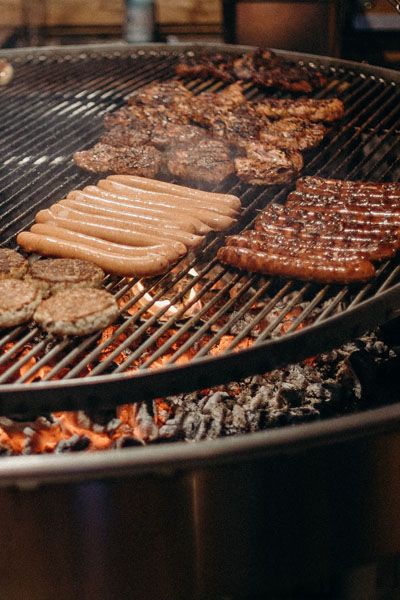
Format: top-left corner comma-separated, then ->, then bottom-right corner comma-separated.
0,44 -> 400,413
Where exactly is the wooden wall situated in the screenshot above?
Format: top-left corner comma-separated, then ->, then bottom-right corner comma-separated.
0,0 -> 222,27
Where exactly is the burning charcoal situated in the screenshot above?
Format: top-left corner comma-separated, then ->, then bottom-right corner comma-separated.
55,434 -> 91,453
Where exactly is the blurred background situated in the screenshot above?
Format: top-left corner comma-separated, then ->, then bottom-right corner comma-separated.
0,0 -> 398,68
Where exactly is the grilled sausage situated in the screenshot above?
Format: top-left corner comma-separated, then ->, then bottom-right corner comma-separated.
217,245 -> 376,284
96,180 -> 237,230
17,232 -> 172,278
36,206 -> 203,249
224,231 -> 397,261
30,224 -> 186,262
105,174 -> 242,210
68,189 -> 212,235
287,190 -> 400,214
60,196 -> 208,236
296,176 -> 400,197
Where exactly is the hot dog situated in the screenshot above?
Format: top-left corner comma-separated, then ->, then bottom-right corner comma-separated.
105,174 -> 242,210
30,224 -> 186,262
60,197 -> 208,236
88,183 -> 240,218
17,231 -> 171,278
67,190 -> 212,235
36,206 -> 203,249
95,180 -> 237,230
217,245 -> 376,284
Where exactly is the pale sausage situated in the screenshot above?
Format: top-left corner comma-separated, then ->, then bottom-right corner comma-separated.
17,231 -> 172,278
105,174 -> 242,210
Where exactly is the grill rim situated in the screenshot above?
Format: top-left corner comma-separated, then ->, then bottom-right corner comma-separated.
1,42 -> 400,411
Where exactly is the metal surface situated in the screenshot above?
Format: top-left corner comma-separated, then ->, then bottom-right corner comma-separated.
0,42 -> 400,414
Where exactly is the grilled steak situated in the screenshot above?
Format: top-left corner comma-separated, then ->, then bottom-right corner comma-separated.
130,80 -> 194,108
176,48 -> 326,93
73,143 -> 164,177
167,139 -> 235,184
176,53 -> 236,83
234,143 -> 303,185
254,97 -> 344,123
101,123 -> 152,147
233,48 -> 327,93
151,122 -> 210,150
259,117 -> 327,151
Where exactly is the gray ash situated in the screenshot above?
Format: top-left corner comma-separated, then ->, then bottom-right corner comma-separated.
156,328 -> 399,442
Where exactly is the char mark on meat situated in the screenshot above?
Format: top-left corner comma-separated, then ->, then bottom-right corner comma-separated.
73,143 -> 163,177
233,48 -> 327,92
254,98 -> 344,123
151,122 -> 210,150
176,53 -> 236,83
100,123 -> 152,147
259,117 -> 327,151
167,138 -> 235,185
128,80 -> 193,108
176,49 -> 326,93
234,143 -> 303,185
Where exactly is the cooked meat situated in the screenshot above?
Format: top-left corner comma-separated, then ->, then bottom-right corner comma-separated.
100,123 -> 152,147
73,143 -> 164,177
176,53 -> 236,83
295,176 -> 400,198
224,230 -> 396,261
234,143 -> 303,185
259,117 -> 327,151
218,175 -> 400,285
167,139 -> 235,184
33,287 -> 119,336
176,48 -> 326,93
26,258 -> 104,297
254,97 -> 344,123
104,103 -> 188,130
150,122 -> 210,149
0,248 -> 28,279
192,103 -> 265,146
0,279 -> 42,327
217,244 -> 375,284
233,48 -> 327,93
129,80 -> 193,108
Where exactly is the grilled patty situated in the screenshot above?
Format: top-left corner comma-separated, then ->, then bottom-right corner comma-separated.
34,287 -> 119,336
26,258 -> 104,297
0,248 -> 28,279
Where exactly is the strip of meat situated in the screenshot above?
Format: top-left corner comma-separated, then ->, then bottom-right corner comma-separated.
176,53 -> 236,83
217,245 -> 375,284
224,231 -> 397,261
65,192 -> 211,235
17,232 -> 171,278
30,224 -> 186,262
259,118 -> 327,151
232,48 -> 327,93
254,98 -> 344,123
35,207 -> 201,250
105,174 -> 241,210
73,143 -> 164,177
234,143 -> 303,185
95,181 -> 239,220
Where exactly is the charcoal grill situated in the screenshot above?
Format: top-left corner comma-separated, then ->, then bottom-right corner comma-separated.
0,42 -> 400,417
1,42 -> 400,600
